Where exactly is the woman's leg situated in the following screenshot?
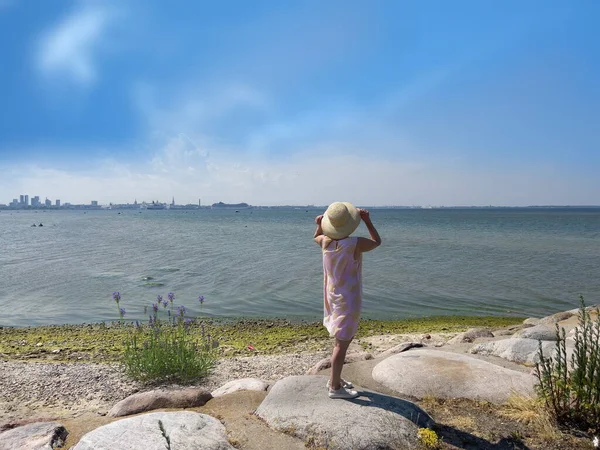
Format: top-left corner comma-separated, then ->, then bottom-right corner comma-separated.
329,338 -> 352,390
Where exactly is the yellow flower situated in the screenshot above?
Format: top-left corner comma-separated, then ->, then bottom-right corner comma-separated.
417,428 -> 441,448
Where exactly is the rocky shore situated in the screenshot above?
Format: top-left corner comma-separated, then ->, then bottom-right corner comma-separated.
1,307 -> 598,449
0,352 -> 330,425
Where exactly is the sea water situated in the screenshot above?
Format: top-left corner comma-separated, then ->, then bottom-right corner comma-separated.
0,208 -> 599,327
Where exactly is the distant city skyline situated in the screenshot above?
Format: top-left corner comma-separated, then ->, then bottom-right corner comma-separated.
2,191 -> 599,209
1,2 -> 598,206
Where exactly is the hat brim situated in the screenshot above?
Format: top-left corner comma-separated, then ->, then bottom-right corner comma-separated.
321,202 -> 361,239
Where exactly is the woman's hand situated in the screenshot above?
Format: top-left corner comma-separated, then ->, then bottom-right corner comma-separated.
315,214 -> 324,225
358,208 -> 370,222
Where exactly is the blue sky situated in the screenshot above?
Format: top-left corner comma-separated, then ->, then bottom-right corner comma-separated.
0,0 -> 598,206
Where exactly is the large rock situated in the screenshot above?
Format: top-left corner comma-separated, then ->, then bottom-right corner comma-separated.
306,352 -> 373,375
372,349 -> 536,404
378,342 -> 423,358
447,328 -> 494,345
255,375 -> 432,450
73,411 -> 234,450
469,338 -> 557,365
513,324 -> 559,341
493,323 -> 534,337
0,421 -> 68,450
211,378 -> 269,398
539,311 -> 575,325
108,387 -> 212,417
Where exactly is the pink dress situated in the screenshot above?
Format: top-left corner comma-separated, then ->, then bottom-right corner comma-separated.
322,237 -> 363,341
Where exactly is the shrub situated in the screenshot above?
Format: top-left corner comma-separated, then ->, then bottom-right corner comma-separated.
113,291 -> 216,384
535,295 -> 600,433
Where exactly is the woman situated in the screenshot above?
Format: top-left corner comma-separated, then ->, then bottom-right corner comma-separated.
314,202 -> 382,399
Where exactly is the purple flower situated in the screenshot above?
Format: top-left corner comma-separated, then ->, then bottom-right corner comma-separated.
168,292 -> 175,302
152,303 -> 159,313
162,300 -> 168,309
135,320 -> 141,328
148,316 -> 154,326
156,294 -> 163,303
112,292 -> 121,303
119,308 -> 126,317
184,318 -> 194,330
198,295 -> 205,304
178,305 -> 186,317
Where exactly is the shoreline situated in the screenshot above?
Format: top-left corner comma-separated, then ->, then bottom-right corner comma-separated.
2,308 -> 597,449
0,315 -> 524,361
0,314 -> 525,429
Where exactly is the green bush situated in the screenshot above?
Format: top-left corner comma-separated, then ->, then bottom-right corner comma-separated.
114,292 -> 216,384
535,295 -> 600,433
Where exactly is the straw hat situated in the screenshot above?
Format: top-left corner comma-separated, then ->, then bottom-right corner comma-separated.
321,202 -> 361,239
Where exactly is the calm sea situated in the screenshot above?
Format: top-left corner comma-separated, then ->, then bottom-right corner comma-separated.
1,208 -> 599,327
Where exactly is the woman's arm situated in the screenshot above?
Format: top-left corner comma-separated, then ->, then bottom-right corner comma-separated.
356,209 -> 381,252
314,214 -> 325,245
313,214 -> 324,238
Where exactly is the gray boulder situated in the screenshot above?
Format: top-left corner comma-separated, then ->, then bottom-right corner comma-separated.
372,350 -> 535,404
211,378 -> 269,397
108,387 -> 212,417
255,375 -> 432,450
523,318 -> 541,326
513,324 -> 559,341
378,342 -> 423,358
73,411 -> 234,450
306,352 -> 373,375
0,421 -> 68,450
447,328 -> 494,345
539,311 -> 575,325
469,338 -> 556,365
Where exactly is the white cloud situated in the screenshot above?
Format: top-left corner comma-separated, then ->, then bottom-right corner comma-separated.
36,3 -> 116,85
2,137 -> 596,207
133,81 -> 270,135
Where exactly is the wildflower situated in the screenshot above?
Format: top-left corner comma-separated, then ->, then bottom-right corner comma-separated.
248,345 -> 255,351
198,295 -> 205,304
152,303 -> 159,313
593,436 -> 599,448
184,318 -> 194,330
162,300 -> 168,309
112,292 -> 121,303
178,305 -> 186,317
119,308 -> 126,317
168,292 -> 175,302
135,320 -> 141,328
156,294 -> 163,303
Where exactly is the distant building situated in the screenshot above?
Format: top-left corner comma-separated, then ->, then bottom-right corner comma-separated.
91,200 -> 98,206
20,194 -> 28,206
45,198 -> 51,207
31,196 -> 40,207
56,200 -> 61,207
10,199 -> 18,207
211,201 -> 250,209
24,195 -> 29,206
